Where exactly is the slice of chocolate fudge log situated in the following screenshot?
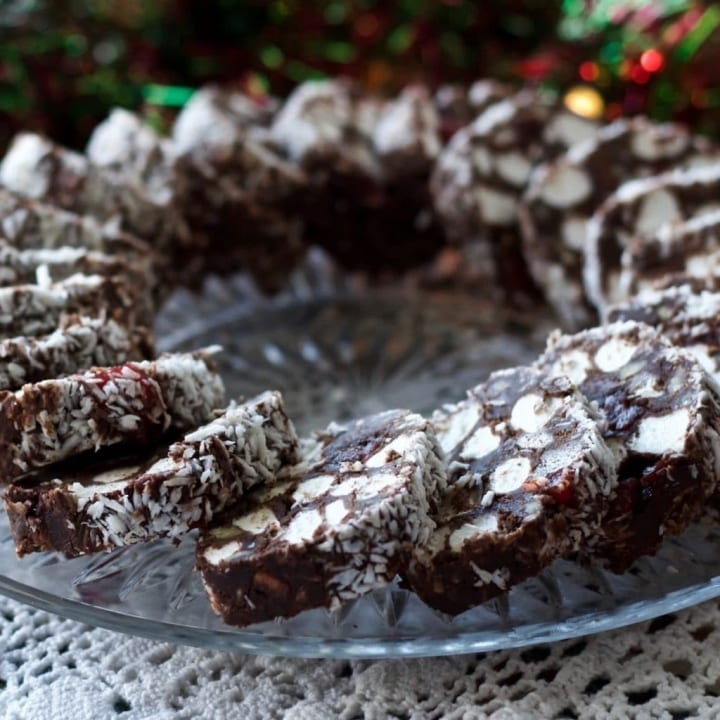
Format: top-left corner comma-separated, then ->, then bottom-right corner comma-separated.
0,273 -> 138,339
614,210 -> 720,304
368,85 -> 446,272
0,242 -> 156,322
0,190 -> 161,294
0,133 -> 190,266
405,366 -> 617,615
431,89 -> 599,303
271,79 -> 415,275
519,118 -> 715,328
606,284 -> 720,384
86,108 -> 188,206
0,241 -> 149,287
434,79 -> 512,141
0,350 -> 225,481
584,163 -> 720,315
536,320 -> 720,572
172,86 -> 307,291
5,392 -> 299,556
172,85 -> 278,157
0,314 -> 152,391
196,409 -> 446,627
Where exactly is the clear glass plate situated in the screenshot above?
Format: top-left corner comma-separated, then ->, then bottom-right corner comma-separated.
1,252 -> 720,658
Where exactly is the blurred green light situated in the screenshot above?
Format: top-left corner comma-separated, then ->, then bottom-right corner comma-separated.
261,45 -> 284,69
324,2 -> 347,24
675,6 -> 720,60
324,42 -> 356,63
142,84 -> 195,107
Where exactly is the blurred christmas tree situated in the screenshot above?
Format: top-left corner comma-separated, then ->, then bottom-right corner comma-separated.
0,0 -> 717,148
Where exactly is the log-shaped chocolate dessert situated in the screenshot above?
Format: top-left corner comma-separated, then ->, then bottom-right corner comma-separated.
0,132 -> 189,256
584,163 -> 720,315
0,315 -> 153,392
519,118 -> 714,327
432,89 -> 599,301
196,409 -> 446,627
405,366 -> 617,615
4,391 -> 299,556
0,350 -> 225,480
536,320 -> 720,572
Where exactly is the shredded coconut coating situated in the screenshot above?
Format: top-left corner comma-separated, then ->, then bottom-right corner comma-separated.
0,314 -> 153,392
584,163 -> 720,315
0,132 -> 189,253
536,320 -> 720,572
4,391 -> 300,556
519,118 -> 713,328
270,79 -> 382,178
0,189 -> 154,259
0,350 -> 225,480
372,85 -> 441,180
0,273 -> 137,339
172,85 -> 278,158
86,108 -> 188,207
405,365 -> 617,615
0,241 -> 156,321
196,409 -> 446,627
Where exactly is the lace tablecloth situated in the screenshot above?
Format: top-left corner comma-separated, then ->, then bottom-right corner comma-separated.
1,596 -> 719,719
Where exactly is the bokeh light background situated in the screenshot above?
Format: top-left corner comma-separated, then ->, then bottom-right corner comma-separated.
0,0 -> 718,148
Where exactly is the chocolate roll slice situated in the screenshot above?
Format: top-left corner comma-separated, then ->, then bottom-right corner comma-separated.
615,209 -> 720,303
196,409 -> 446,627
520,118 -> 714,327
0,273 -> 137,339
431,89 -> 599,301
606,284 -> 720,384
0,132 -> 189,256
0,315 -> 152,392
434,79 -> 512,140
405,366 -> 617,615
0,242 -> 156,321
0,190 -> 153,256
4,392 -> 299,556
584,163 -> 720,314
536,320 -> 720,572
0,350 -> 225,480
86,108 -> 188,207
172,85 -> 307,291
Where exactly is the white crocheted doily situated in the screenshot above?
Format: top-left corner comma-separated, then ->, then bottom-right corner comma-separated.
1,596 -> 719,719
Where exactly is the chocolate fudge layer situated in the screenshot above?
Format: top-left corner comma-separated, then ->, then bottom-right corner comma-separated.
536,321 -> 720,571
0,132 -> 190,258
0,314 -> 153,392
0,273 -> 137,339
584,163 -> 720,315
519,118 -> 714,328
431,89 -> 599,301
405,366 -> 617,615
5,392 -> 299,556
196,409 -> 446,627
0,350 -> 225,480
